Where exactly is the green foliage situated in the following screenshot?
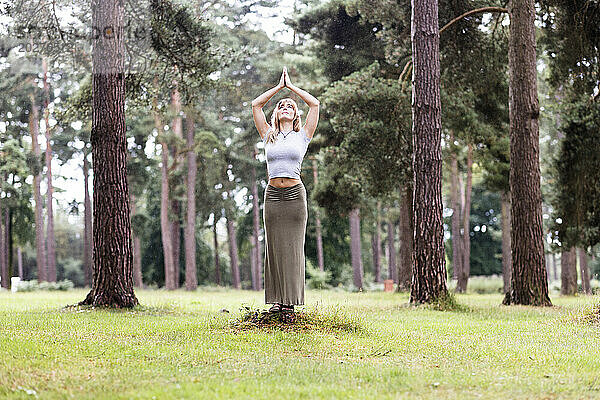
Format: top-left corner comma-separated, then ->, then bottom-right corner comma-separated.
12,279 -> 74,292
447,275 -> 504,294
305,259 -> 332,290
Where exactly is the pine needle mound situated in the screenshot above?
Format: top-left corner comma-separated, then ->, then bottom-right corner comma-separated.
229,305 -> 364,333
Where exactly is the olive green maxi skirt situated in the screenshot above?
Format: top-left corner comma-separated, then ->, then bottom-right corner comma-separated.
263,182 -> 308,306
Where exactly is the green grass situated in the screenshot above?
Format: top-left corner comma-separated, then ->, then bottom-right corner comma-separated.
1,289 -> 600,399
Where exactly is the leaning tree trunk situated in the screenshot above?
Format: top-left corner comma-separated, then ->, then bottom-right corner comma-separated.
184,114 -> 198,291
372,201 -> 382,283
349,207 -> 364,290
409,0 -> 448,304
130,194 -> 143,289
312,158 -> 325,271
560,247 -> 577,295
29,92 -> 46,282
398,186 -> 413,291
502,0 -> 551,306
501,191 -> 512,294
83,155 -> 93,286
226,214 -> 241,289
449,130 -> 462,282
81,0 -> 138,307
213,215 -> 221,286
457,143 -> 473,293
386,220 -> 397,283
251,163 -> 262,291
43,58 -> 57,283
578,248 -> 591,294
153,80 -> 175,290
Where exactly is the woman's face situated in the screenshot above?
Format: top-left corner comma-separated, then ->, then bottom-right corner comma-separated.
278,102 -> 296,121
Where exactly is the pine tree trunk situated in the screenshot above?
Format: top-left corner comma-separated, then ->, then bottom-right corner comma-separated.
227,216 -> 241,289
130,194 -> 143,288
386,221 -> 397,283
449,131 -> 462,282
457,143 -> 473,293
81,0 -> 138,307
502,0 -> 551,306
398,187 -> 413,291
250,234 -> 257,290
372,201 -> 382,283
171,205 -> 181,288
184,114 -> 198,291
83,155 -> 93,286
170,83 -> 183,289
0,206 -> 6,289
410,0 -> 448,304
29,93 -> 46,282
349,207 -> 364,290
501,191 -> 512,294
251,164 -> 262,291
312,159 -> 324,271
153,82 -> 175,290
43,58 -> 57,283
214,216 -> 221,285
578,248 -> 591,294
560,247 -> 577,295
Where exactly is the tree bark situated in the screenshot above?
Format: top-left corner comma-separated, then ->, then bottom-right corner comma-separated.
410,0 -> 448,303
184,114 -> 198,291
386,220 -> 397,283
171,203 -> 181,288
560,247 -> 577,295
170,82 -> 183,289
0,206 -> 6,289
349,207 -> 364,290
213,215 -> 221,285
457,143 -> 473,293
251,164 -> 262,291
501,191 -> 512,294
398,187 -> 413,291
312,159 -> 324,271
43,58 -> 57,283
226,216 -> 241,289
578,248 -> 591,294
17,247 -> 23,279
83,155 -> 93,286
502,0 -> 551,306
552,253 -> 558,281
29,92 -> 46,282
372,201 -> 382,283
250,234 -> 257,290
80,0 -> 138,307
130,194 -> 143,288
449,131 -> 462,282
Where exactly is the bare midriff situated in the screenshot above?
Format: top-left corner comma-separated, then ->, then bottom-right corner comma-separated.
268,177 -> 302,188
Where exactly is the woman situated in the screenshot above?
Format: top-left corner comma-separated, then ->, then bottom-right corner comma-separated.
251,66 -> 320,318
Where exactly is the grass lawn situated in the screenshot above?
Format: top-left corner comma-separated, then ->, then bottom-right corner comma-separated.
1,288 -> 600,399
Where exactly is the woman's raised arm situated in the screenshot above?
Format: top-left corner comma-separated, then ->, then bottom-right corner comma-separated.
251,70 -> 286,139
283,68 -> 319,138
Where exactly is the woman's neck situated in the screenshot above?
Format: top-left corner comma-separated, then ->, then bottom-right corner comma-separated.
279,122 -> 294,133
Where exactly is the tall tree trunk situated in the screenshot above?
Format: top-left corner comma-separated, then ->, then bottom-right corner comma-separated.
501,191 -> 512,294
29,92 -> 46,282
251,164 -> 262,291
43,58 -> 57,283
153,80 -> 175,290
349,207 -> 364,290
449,131 -> 462,282
398,187 -> 413,291
578,248 -> 591,294
184,114 -> 198,291
387,220 -> 397,283
170,82 -> 183,289
410,0 -> 448,304
560,247 -> 577,295
372,201 -> 382,283
81,0 -> 138,307
457,143 -> 473,293
17,247 -> 23,279
502,0 -> 551,306
250,234 -> 257,290
552,253 -> 558,281
0,206 -> 6,289
213,214 -> 221,285
83,155 -> 93,286
7,209 -> 12,282
226,215 -> 241,289
130,194 -> 143,288
312,159 -> 324,271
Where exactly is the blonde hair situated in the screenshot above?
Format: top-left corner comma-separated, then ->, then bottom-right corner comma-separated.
264,98 -> 302,144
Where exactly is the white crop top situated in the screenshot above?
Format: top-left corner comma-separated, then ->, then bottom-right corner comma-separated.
263,126 -> 312,180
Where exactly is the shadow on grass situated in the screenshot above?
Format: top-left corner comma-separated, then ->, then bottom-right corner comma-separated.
61,303 -> 185,316
570,303 -> 600,326
393,292 -> 472,313
228,305 -> 364,333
